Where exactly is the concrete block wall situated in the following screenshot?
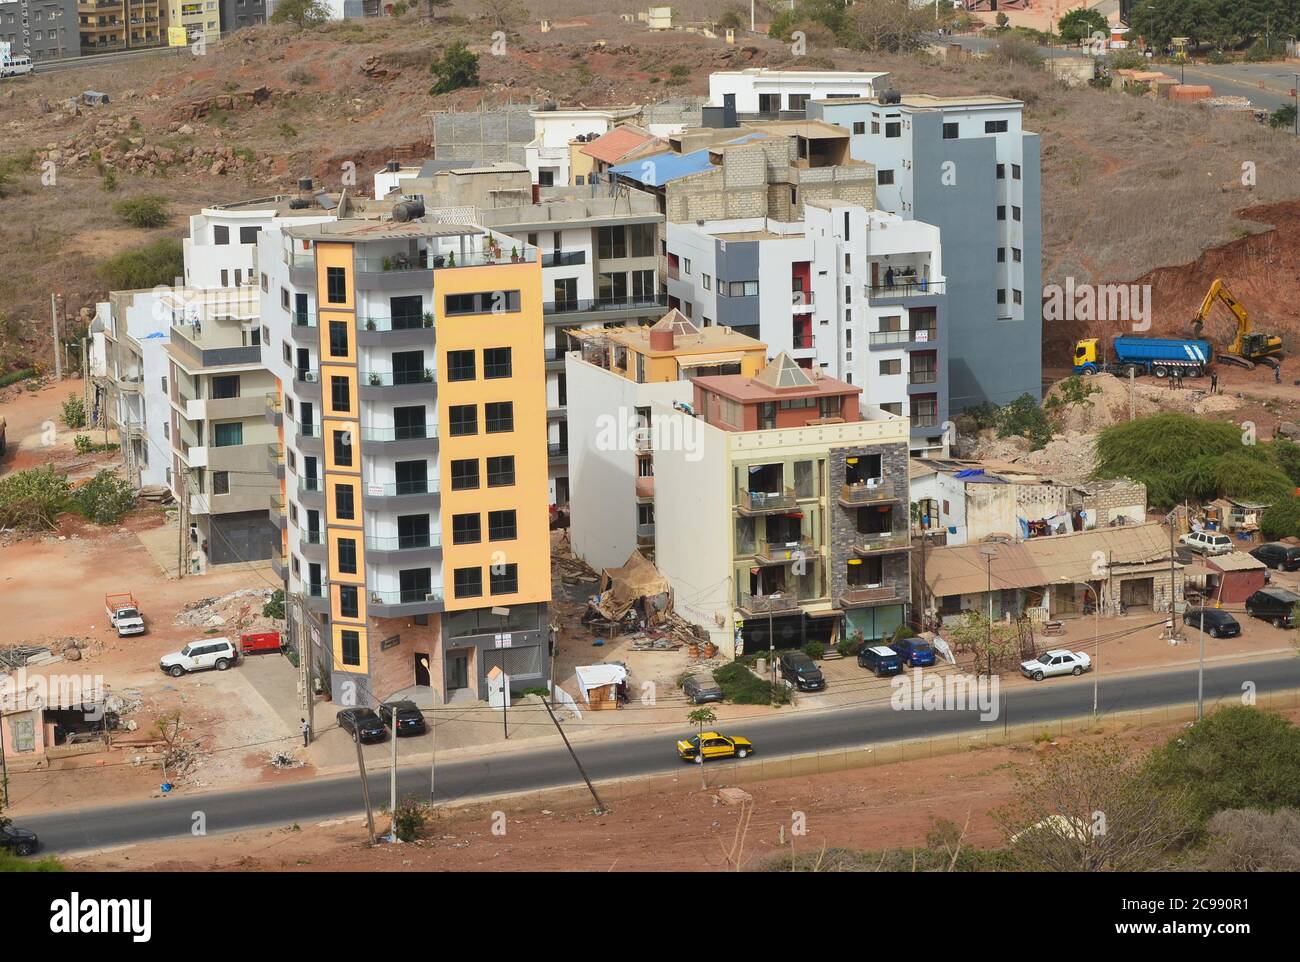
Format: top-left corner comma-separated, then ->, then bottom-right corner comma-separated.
1082,478 -> 1148,523
827,441 -> 911,606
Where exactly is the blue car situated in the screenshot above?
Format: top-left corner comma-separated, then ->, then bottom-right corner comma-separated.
891,637 -> 936,668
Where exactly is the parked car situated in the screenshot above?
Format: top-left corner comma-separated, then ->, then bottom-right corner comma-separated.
1249,542 -> 1300,571
779,651 -> 826,691
858,645 -> 904,677
377,700 -> 427,735
1243,588 -> 1300,628
891,637 -> 936,667
1181,608 -> 1241,639
337,707 -> 388,743
159,637 -> 238,677
676,731 -> 753,761
1180,530 -> 1234,556
1020,649 -> 1092,681
682,671 -> 723,704
0,824 -> 38,857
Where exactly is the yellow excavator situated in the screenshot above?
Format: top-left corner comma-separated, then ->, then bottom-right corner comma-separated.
1189,278 -> 1283,370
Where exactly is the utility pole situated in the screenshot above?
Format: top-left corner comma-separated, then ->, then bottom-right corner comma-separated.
177,478 -> 188,579
50,293 -> 62,380
539,696 -> 606,813
1167,508 -> 1179,640
388,700 -> 399,842
1197,591 -> 1207,720
1128,366 -> 1136,420
0,710 -> 8,808
354,730 -> 376,843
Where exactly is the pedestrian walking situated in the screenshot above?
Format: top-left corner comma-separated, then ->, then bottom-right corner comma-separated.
301,717 -> 310,748
1210,370 -> 1218,394
1276,363 -> 1283,385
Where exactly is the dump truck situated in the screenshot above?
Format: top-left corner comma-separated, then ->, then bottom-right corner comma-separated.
1073,335 -> 1213,378
105,592 -> 145,637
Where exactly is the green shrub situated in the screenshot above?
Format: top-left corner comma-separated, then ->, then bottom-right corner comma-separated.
0,368 -> 37,388
61,394 -> 86,429
262,588 -> 285,621
802,641 -> 825,660
0,465 -> 71,530
714,661 -> 790,705
392,796 -> 426,842
99,238 -> 184,290
837,637 -> 864,657
270,0 -> 329,27
74,434 -> 93,455
996,393 -> 1053,449
113,195 -> 170,228
72,470 -> 136,525
430,41 -> 479,95
1094,414 -> 1248,509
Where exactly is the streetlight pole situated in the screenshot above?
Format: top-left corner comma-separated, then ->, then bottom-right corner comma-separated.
1058,578 -> 1101,717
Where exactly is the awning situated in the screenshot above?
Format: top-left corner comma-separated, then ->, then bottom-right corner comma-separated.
677,351 -> 745,368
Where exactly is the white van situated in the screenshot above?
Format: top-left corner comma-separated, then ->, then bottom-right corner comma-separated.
160,638 -> 239,677
1,56 -> 33,78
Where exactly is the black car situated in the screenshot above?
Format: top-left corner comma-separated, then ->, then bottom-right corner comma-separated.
683,672 -> 724,704
1249,542 -> 1300,571
1182,608 -> 1241,638
1243,587 -> 1300,628
377,700 -> 427,736
337,707 -> 388,743
779,651 -> 826,691
858,645 -> 904,676
0,824 -> 39,857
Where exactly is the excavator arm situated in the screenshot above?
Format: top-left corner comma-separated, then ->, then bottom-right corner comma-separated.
1191,278 -> 1281,368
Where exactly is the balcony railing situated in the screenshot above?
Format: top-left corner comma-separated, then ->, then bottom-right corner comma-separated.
840,585 -> 899,607
791,332 -> 815,349
369,587 -> 445,606
358,315 -> 433,333
366,479 -> 439,497
361,370 -> 436,387
838,482 -> 899,506
543,294 -> 668,316
737,592 -> 801,615
755,538 -> 816,564
299,476 -> 323,492
292,312 -> 317,328
853,532 -> 911,555
365,533 -> 442,552
908,369 -> 937,385
737,487 -> 797,514
866,279 -> 944,299
868,327 -> 937,348
301,529 -> 324,545
299,421 -> 321,439
541,250 -> 586,268
360,424 -> 438,443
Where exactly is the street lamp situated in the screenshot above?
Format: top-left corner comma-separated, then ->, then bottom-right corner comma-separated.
979,544 -> 999,675
1057,577 -> 1101,718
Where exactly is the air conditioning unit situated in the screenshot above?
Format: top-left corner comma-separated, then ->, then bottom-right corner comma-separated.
425,594 -> 439,602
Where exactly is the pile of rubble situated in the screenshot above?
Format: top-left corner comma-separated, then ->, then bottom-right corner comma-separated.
0,636 -> 98,669
37,114 -> 275,178
175,587 -> 279,633
267,749 -> 305,770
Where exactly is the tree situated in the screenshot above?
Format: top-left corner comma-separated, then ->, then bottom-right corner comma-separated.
99,238 -> 184,291
269,0 -> 329,28
686,708 -> 717,788
0,466 -> 71,530
430,41 -> 480,95
263,588 -> 286,621
995,11 -> 1009,29
113,195 -> 170,229
1145,706 -> 1300,825
1270,103 -> 1298,130
1261,496 -> 1300,540
1093,413 -> 1243,509
60,394 -> 86,429
1057,7 -> 1107,43
947,611 -> 1021,677
846,0 -> 932,52
996,393 -> 1052,449
996,738 -> 1194,871
1191,808 -> 1300,871
478,0 -> 525,30
72,470 -> 136,525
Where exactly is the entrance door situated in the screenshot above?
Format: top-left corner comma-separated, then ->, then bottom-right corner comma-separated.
414,653 -> 431,687
1121,577 -> 1154,609
447,651 -> 469,691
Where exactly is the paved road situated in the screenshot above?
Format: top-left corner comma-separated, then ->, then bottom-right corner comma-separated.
947,35 -> 1299,114
20,656 -> 1300,854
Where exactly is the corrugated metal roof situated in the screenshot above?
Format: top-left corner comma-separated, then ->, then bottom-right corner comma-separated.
1206,551 -> 1267,572
609,148 -> 714,187
580,125 -> 656,164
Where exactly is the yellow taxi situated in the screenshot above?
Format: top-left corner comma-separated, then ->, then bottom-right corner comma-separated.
676,731 -> 754,762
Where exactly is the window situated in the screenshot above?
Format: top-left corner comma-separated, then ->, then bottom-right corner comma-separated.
881,402 -> 902,416
239,225 -> 260,245
326,267 -> 347,304
1012,206 -> 1021,222
871,121 -> 880,134
631,270 -> 655,300
210,374 -> 239,399
340,629 -> 361,666
213,225 -> 229,245
985,119 -> 1009,133
1013,247 -> 1022,263
877,169 -> 894,186
942,121 -> 958,139
337,538 -> 358,574
449,404 -> 478,437
629,222 -> 655,257
1013,289 -> 1023,305
339,585 -> 359,619
596,225 -> 626,259
451,459 -> 479,490
483,347 -> 512,379
726,280 -> 759,297
447,349 -> 475,382
1012,163 -> 1022,179
330,376 -> 351,413
997,247 -> 1006,263
702,274 -> 710,291
335,483 -> 355,520
485,401 -> 514,433
444,290 -> 520,315
332,429 -> 353,466
885,121 -> 901,138
553,277 -> 578,309
452,513 -> 481,545
879,359 -> 901,376
996,205 -> 1006,221
490,563 -> 519,595
683,258 -> 691,275
996,289 -> 1006,305
996,163 -> 1005,180
852,121 -> 865,135
328,320 -> 349,357
454,567 -> 483,599
213,422 -> 243,447
213,471 -> 229,495
488,509 -> 517,541
390,295 -> 423,330
487,455 -> 515,487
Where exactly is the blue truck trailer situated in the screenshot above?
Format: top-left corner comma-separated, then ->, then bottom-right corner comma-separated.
1073,336 -> 1213,378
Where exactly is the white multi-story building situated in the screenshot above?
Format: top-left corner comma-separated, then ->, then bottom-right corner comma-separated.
525,106 -> 642,186
707,68 -> 890,118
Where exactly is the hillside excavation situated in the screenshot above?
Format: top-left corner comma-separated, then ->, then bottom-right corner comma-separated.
1190,278 -> 1283,370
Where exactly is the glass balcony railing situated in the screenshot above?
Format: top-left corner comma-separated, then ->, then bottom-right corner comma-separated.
543,294 -> 668,316
366,479 -> 439,497
541,250 -> 586,268
364,533 -> 442,552
299,476 -> 323,492
368,587 -> 444,606
358,315 -> 433,332
360,370 -> 436,387
360,424 -> 438,443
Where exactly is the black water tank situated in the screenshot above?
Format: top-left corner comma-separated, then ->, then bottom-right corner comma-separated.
879,89 -> 902,105
392,199 -> 426,222
298,177 -> 313,191
386,160 -> 400,172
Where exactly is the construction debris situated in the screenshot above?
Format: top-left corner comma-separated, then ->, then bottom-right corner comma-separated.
176,587 -> 279,633
268,749 -> 305,770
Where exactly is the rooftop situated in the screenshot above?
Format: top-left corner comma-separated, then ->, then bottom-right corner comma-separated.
571,310 -> 766,358
693,352 -> 860,402
204,191 -> 392,219
810,93 -> 1021,110
609,147 -> 714,188
283,218 -> 483,242
579,124 -> 659,164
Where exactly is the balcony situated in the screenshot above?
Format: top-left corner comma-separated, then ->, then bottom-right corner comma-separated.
868,327 -> 937,349
736,487 -> 797,515
364,533 -> 442,564
636,522 -> 656,545
542,294 -> 668,322
908,369 -> 937,385
866,279 -> 944,302
852,532 -> 911,556
270,495 -> 287,529
754,538 -> 817,565
548,443 -> 568,465
267,443 -> 285,478
791,290 -> 815,313
791,332 -> 815,350
737,592 -> 801,617
299,529 -> 326,561
839,585 -> 900,608
117,373 -> 145,392
541,250 -> 586,268
367,587 -> 445,618
270,551 -> 288,581
264,392 -> 282,425
635,475 -> 654,499
837,482 -> 900,508
298,475 -> 324,504
304,581 -> 330,614
360,424 -> 438,444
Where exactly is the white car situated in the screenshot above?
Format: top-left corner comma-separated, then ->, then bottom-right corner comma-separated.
1020,649 -> 1091,681
1180,529 -> 1234,556
160,638 -> 238,677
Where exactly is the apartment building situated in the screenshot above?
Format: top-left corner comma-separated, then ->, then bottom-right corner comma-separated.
2,0 -> 77,61
807,93 -> 1042,410
707,68 -> 890,120
86,289 -> 174,489
652,354 -> 911,655
164,285 -> 280,572
379,160 -> 667,505
664,202 -> 947,455
218,0 -> 263,33
258,215 -> 551,706
525,105 -> 642,186
76,0 -> 162,53
565,311 -> 768,573
163,0 -> 219,44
